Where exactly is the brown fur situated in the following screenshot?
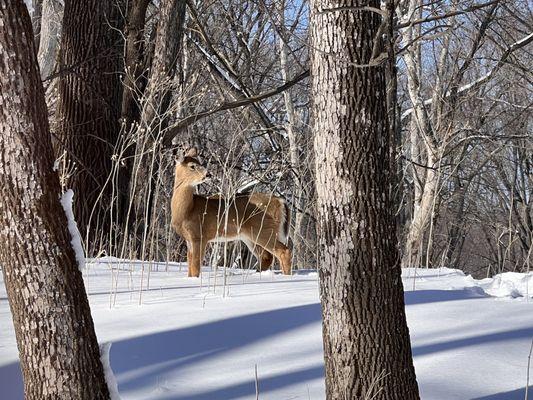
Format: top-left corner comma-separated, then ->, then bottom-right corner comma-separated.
171,149 -> 292,277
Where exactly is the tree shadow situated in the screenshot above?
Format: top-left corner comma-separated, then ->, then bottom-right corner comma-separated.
154,365 -> 325,400
412,327 -> 533,356
0,360 -> 23,399
471,387 -> 528,399
0,303 -> 322,400
2,291 -> 531,400
111,303 -> 322,395
405,287 -> 487,306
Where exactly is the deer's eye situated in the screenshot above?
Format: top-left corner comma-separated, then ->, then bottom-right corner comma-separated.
189,164 -> 196,170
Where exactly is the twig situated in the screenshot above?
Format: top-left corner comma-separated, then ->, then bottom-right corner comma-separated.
526,338 -> 533,400
255,364 -> 259,400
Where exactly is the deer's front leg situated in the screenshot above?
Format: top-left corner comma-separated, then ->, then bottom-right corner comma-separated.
188,240 -> 206,278
186,242 -> 193,277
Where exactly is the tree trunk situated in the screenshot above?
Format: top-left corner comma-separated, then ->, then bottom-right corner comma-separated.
278,0 -> 305,268
445,180 -> 468,268
121,0 -> 151,128
0,2 -> 110,399
130,0 -> 186,258
115,0 -> 151,245
37,0 -> 63,80
140,0 -> 186,130
403,152 -> 438,268
310,1 -> 420,399
31,0 -> 42,48
56,0 -> 123,252
400,0 -> 440,268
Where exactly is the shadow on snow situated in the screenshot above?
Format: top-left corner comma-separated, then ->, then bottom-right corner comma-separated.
0,288 -> 530,399
471,387 -> 529,399
111,303 -> 322,396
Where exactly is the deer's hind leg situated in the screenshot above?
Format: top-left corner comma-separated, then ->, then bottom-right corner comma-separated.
242,239 -> 274,272
259,250 -> 274,271
271,241 -> 291,275
245,230 -> 292,275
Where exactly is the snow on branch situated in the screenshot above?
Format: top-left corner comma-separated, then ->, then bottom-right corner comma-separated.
60,189 -> 86,270
401,31 -> 533,121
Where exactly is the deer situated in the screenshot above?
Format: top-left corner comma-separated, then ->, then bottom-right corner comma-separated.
171,148 -> 292,278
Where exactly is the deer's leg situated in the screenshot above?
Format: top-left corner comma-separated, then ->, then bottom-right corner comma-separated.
185,241 -> 193,276
186,246 -> 192,270
258,249 -> 274,271
246,232 -> 292,275
242,239 -> 274,272
188,240 -> 206,277
272,241 -> 291,275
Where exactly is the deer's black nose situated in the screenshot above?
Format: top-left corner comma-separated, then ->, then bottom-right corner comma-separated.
205,172 -> 212,178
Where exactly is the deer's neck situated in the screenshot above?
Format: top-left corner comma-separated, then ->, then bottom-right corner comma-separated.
171,179 -> 195,226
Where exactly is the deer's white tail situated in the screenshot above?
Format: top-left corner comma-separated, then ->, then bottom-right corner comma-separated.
247,193 -> 290,244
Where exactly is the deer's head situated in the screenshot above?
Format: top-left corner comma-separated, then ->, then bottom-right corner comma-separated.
175,147 -> 211,186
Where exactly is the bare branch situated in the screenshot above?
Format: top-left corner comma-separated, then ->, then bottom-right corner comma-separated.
319,5 -> 388,18
396,0 -> 502,29
401,31 -> 533,121
162,70 -> 310,146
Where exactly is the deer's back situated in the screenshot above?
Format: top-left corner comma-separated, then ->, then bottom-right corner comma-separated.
186,193 -> 283,240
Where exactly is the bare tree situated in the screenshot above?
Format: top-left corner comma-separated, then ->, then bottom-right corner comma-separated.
277,0 -> 307,269
23,0 -> 531,279
398,0 -> 532,270
0,1 -> 110,398
310,1 -> 420,398
56,0 -> 124,251
126,0 -> 187,259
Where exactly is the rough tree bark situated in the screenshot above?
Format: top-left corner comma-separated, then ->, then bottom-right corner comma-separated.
130,0 -> 186,258
31,0 -> 42,48
278,0 -> 305,268
56,0 -> 123,251
0,2 -> 110,399
115,0 -> 152,239
37,0 -> 63,80
121,0 -> 152,128
140,0 -> 186,130
310,1 -> 420,398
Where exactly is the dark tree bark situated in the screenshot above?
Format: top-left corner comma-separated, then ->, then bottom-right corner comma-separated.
37,0 -> 63,80
310,1 -> 420,399
130,0 -> 186,258
0,2 -> 110,399
56,0 -> 124,251
116,0 -> 151,236
140,0 -> 186,129
31,0 -> 43,49
121,0 -> 151,128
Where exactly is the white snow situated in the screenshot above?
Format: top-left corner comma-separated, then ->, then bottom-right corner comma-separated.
101,342 -> 122,400
477,272 -> 533,299
60,189 -> 86,270
23,0 -> 34,15
1,262 -> 532,399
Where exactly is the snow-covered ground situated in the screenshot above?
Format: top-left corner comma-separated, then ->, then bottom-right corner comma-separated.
1,260 -> 532,399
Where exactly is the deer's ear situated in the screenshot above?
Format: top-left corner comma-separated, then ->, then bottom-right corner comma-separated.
185,147 -> 198,158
